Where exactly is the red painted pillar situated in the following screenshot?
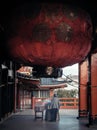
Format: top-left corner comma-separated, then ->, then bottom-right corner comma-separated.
79,60 -> 88,118
90,53 -> 97,125
31,97 -> 35,109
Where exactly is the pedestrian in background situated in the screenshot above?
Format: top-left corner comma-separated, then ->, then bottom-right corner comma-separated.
50,93 -> 60,121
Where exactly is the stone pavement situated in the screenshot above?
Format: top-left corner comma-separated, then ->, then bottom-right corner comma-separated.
0,109 -> 97,130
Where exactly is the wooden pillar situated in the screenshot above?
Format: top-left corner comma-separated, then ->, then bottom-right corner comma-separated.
17,85 -> 20,110
22,90 -> 25,110
89,53 -> 97,125
32,96 -> 35,109
49,89 -> 54,98
0,87 -> 2,121
6,60 -> 16,113
87,55 -> 92,125
0,65 -> 2,120
12,62 -> 17,113
79,59 -> 88,118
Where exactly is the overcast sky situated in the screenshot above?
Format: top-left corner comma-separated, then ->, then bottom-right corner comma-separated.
62,63 -> 79,76
62,63 -> 79,90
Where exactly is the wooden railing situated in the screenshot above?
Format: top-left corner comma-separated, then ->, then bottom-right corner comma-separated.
32,97 -> 79,109
59,98 -> 78,109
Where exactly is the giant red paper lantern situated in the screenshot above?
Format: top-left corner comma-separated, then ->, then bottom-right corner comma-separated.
6,3 -> 92,67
